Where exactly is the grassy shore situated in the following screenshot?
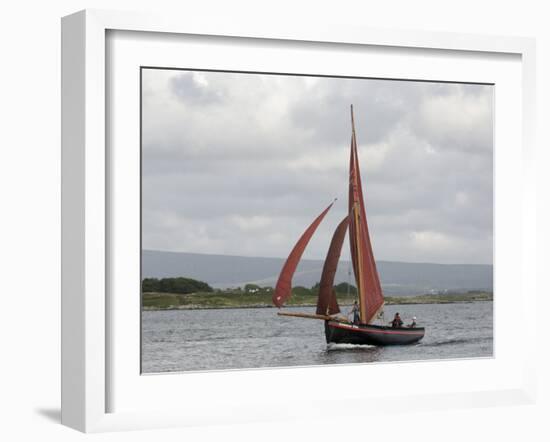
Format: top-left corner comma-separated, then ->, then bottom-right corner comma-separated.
142,290 -> 493,310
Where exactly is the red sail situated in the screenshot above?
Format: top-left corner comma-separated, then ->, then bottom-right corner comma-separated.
316,215 -> 349,315
348,106 -> 385,324
273,202 -> 334,307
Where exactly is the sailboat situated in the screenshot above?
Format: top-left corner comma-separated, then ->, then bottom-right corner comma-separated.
272,106 -> 425,346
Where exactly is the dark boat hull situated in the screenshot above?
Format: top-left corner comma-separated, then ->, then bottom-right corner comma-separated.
325,320 -> 425,346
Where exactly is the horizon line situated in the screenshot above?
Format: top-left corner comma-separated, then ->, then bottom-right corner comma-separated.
142,248 -> 493,267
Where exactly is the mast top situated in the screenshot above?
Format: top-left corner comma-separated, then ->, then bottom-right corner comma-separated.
350,104 -> 356,134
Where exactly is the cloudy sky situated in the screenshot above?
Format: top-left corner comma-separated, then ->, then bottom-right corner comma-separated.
141,69 -> 493,265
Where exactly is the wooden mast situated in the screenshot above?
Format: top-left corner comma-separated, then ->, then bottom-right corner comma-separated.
350,105 -> 367,324
348,105 -> 385,324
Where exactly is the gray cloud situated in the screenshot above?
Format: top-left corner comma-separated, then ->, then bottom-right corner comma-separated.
142,69 -> 493,264
170,72 -> 224,105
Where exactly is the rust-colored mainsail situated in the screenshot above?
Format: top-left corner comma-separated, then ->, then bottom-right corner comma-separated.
348,105 -> 385,324
272,202 -> 334,308
316,215 -> 349,315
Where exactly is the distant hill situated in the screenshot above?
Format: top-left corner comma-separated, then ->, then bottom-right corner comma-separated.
142,250 -> 493,296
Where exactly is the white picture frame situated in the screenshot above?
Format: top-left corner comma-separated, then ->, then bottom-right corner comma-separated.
61,9 -> 537,433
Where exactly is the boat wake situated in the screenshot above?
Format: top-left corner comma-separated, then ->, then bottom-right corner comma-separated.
326,342 -> 378,351
421,337 -> 490,347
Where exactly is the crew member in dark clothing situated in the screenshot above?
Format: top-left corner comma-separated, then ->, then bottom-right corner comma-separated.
391,312 -> 403,328
350,301 -> 360,325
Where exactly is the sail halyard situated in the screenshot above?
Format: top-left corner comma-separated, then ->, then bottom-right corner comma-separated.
272,201 -> 334,308
348,105 -> 385,324
316,215 -> 349,316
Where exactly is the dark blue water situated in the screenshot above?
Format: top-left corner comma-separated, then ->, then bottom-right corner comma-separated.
141,302 -> 493,373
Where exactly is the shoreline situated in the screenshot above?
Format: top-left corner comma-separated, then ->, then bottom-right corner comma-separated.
142,299 -> 493,312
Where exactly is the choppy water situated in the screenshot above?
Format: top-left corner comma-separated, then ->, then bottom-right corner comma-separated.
141,302 -> 493,373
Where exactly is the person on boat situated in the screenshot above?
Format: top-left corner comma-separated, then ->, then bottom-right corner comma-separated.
350,301 -> 360,325
391,312 -> 403,328
408,316 -> 417,328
